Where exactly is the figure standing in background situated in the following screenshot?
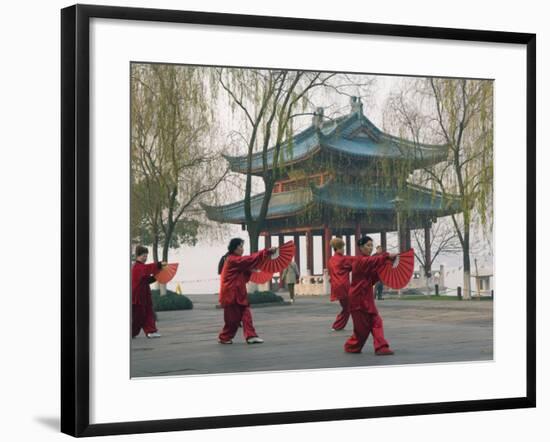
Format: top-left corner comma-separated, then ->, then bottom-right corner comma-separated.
281,258 -> 300,303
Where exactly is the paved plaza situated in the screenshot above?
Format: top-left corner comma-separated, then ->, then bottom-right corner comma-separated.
131,293 -> 493,377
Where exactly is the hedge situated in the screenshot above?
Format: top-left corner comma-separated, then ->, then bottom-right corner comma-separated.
248,291 -> 285,304
151,289 -> 193,311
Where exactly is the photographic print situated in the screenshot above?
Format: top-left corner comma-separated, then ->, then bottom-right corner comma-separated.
129,63 -> 494,378
61,4 -> 535,436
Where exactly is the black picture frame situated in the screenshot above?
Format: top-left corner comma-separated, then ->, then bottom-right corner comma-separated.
61,4 -> 536,437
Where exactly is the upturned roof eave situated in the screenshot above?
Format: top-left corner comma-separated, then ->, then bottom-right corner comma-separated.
202,181 -> 462,224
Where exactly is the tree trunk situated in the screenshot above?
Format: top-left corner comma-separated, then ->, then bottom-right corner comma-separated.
162,219 -> 177,262
159,226 -> 173,297
248,224 -> 260,253
152,235 -> 159,263
462,228 -> 471,300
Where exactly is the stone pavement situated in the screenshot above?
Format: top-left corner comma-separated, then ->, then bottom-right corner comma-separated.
131,293 -> 493,377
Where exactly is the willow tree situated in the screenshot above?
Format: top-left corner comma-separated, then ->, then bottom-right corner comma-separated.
385,78 -> 493,299
218,68 -> 337,252
131,63 -> 227,262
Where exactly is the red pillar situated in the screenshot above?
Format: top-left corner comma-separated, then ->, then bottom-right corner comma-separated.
323,225 -> 332,270
262,233 -> 272,290
293,233 -> 301,271
264,233 -> 272,249
345,234 -> 351,255
306,230 -> 314,274
424,224 -> 431,277
322,233 -> 326,270
405,228 -> 411,251
355,223 -> 362,255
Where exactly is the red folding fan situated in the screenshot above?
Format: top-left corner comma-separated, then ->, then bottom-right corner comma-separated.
249,269 -> 274,284
259,240 -> 295,273
155,263 -> 179,284
377,249 -> 414,289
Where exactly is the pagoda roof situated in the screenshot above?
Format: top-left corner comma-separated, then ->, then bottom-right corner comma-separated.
201,182 -> 461,225
202,188 -> 312,223
223,108 -> 449,175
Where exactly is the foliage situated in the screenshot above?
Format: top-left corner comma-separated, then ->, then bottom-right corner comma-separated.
218,68 -> 350,251
399,295 -> 461,301
151,289 -> 193,311
248,291 -> 285,304
131,63 -> 228,261
383,78 -> 494,299
400,288 -> 425,296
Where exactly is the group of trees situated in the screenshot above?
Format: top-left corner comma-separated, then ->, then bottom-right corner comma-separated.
384,78 -> 494,299
131,64 -> 227,264
216,68 -> 341,252
131,63 -> 493,300
131,65 -> 372,256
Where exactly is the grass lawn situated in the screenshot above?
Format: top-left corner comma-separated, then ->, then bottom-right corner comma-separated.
393,295 -> 492,301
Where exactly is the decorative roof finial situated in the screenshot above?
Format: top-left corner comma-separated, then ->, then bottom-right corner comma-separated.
312,107 -> 324,128
350,96 -> 363,115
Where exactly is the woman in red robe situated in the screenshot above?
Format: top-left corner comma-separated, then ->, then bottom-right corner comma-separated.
131,245 -> 163,338
327,237 -> 355,331
344,236 -> 396,355
217,238 -> 276,344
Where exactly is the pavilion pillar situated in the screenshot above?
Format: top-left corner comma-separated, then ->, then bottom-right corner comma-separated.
424,223 -> 431,277
323,225 -> 332,270
380,230 -> 387,252
260,234 -> 272,290
345,235 -> 351,255
264,233 -> 272,249
405,227 -> 411,251
277,234 -> 286,289
355,223 -> 362,255
397,218 -> 407,252
306,230 -> 314,274
399,229 -> 407,252
322,233 -> 326,270
293,233 -> 301,271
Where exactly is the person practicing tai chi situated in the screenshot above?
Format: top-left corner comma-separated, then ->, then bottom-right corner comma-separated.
344,236 -> 397,355
327,237 -> 354,331
131,245 -> 164,339
217,238 -> 277,345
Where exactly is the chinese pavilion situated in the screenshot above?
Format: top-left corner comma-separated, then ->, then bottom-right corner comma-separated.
203,97 -> 461,277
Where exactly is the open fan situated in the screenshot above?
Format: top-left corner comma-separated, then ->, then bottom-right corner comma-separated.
155,263 -> 179,284
259,240 -> 295,273
249,269 -> 274,284
377,249 -> 414,289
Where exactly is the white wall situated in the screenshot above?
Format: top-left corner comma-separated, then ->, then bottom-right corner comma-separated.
1,0 -> 546,441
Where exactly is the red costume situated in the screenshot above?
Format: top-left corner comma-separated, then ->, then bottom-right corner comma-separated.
218,249 -> 270,342
344,252 -> 392,353
131,261 -> 161,338
327,252 -> 355,330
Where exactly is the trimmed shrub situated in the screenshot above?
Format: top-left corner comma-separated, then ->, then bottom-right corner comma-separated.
401,288 -> 424,296
151,289 -> 193,311
248,291 -> 285,304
